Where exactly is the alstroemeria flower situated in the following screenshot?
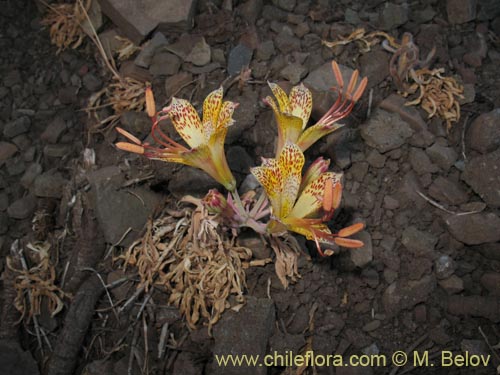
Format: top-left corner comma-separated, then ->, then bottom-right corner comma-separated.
265,61 -> 368,155
116,87 -> 237,191
251,142 -> 364,255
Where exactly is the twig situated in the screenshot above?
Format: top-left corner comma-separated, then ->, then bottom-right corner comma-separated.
461,114 -> 470,162
389,333 -> 428,375
479,326 -> 500,363
104,227 -> 132,259
367,88 -> 374,118
81,267 -> 119,321
416,190 -> 484,216
158,323 -> 169,360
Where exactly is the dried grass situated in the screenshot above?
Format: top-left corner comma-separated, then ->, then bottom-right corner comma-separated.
7,241 -> 65,323
406,68 -> 464,130
119,200 -> 251,333
41,0 -> 91,53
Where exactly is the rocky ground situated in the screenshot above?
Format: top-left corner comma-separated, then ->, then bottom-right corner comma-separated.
1,0 -> 500,374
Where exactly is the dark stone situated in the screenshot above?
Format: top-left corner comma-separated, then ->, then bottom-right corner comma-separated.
255,40 -> 275,61
439,275 -> 464,294
360,109 -> 414,153
383,275 -> 436,317
462,149 -> 500,207
467,108 -> 500,154
428,176 -> 468,205
209,297 -> 275,375
435,254 -> 456,280
401,226 -> 438,257
279,63 -> 307,84
82,72 -> 103,92
274,29 -> 301,54
360,49 -> 390,88
149,52 -> 181,76
378,2 -> 409,30
3,116 -> 30,138
446,212 -> 500,245
0,340 -> 39,375
227,44 -> 254,76
100,0 -> 197,44
237,0 -> 263,24
349,231 -> 373,268
41,117 -> 67,144
0,142 -> 18,165
134,31 -> 168,69
425,143 -> 458,171
447,0 -> 477,24
409,147 -> 439,175
7,195 -> 36,219
34,171 -> 67,198
168,167 -> 220,198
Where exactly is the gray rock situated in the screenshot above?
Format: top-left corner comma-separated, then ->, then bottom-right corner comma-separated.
4,116 -> 30,138
238,232 -> 271,259
361,109 -> 414,153
435,255 -> 456,280
446,212 -> 500,245
43,144 -> 71,158
256,40 -> 275,61
149,52 -> 181,76
134,31 -> 168,68
164,72 -> 193,99
0,340 -> 39,375
272,0 -> 295,11
227,146 -> 254,175
0,142 -> 18,165
360,50 -> 390,88
0,213 -> 7,234
304,62 -> 354,92
428,176 -> 468,205
425,143 -> 458,171
467,108 -> 500,154
4,70 -> 22,87
119,111 -> 151,139
447,0 -> 477,24
82,73 -> 102,92
401,226 -> 438,257
447,295 -> 500,322
345,8 -> 361,24
41,116 -> 67,144
279,63 -> 307,84
269,332 -> 305,354
20,163 -> 43,189
439,275 -> 464,294
172,352 -> 204,375
411,6 -> 437,23
168,167 -> 220,198
349,231 -> 373,268
209,297 -> 275,375
480,272 -> 500,295
462,149 -> 500,207
7,196 -> 36,220
227,44 -> 254,76
186,37 -> 211,66
362,320 -> 381,332
34,171 -> 67,198
274,29 -> 301,54
383,196 -> 399,210
461,339 -> 489,356
227,88 -> 259,143
409,147 -> 439,175
0,193 -> 8,211
91,170 -> 163,246
379,3 -> 409,30
383,275 -> 436,317
477,0 -> 500,21
100,0 -> 196,43
237,0 -> 263,24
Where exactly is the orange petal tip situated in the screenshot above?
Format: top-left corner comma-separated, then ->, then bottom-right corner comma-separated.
338,222 -> 365,238
115,142 -> 145,154
334,237 -> 364,248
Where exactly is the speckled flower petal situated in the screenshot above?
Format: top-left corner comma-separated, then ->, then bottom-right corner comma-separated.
289,172 -> 342,219
202,87 -> 223,131
289,84 -> 312,129
268,82 -> 291,113
168,97 -> 204,149
251,158 -> 281,216
296,122 -> 344,152
277,142 -> 304,218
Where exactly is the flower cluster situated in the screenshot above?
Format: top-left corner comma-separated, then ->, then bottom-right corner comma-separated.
116,61 -> 368,255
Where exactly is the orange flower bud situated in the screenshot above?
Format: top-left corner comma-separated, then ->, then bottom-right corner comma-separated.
145,86 -> 156,118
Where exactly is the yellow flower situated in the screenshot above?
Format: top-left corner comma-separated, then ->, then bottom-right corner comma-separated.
265,61 -> 367,155
116,87 -> 237,191
251,142 -> 364,255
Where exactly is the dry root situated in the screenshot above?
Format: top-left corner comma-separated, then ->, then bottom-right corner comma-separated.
406,68 -> 464,131
41,0 -> 91,53
86,76 -> 147,131
7,241 -> 65,323
120,200 -> 251,333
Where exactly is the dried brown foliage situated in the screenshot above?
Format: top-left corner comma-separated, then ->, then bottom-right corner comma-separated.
324,29 -> 464,130
7,241 -> 65,323
120,199 -> 251,332
41,0 -> 91,53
